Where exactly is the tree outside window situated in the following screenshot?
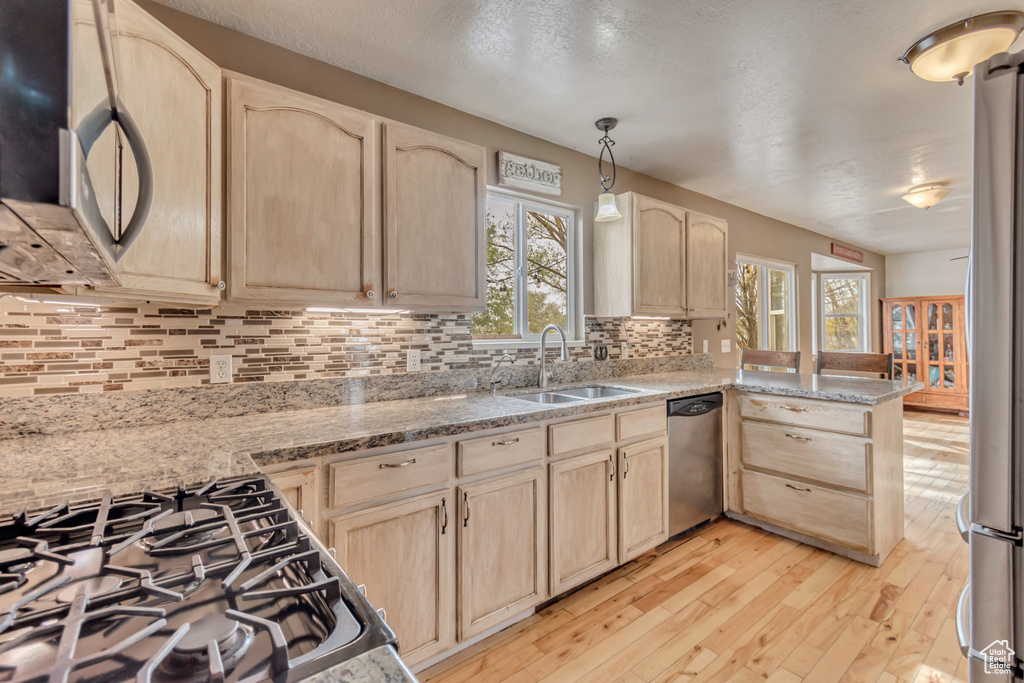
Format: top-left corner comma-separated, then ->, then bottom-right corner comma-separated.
472,195 -> 575,339
821,274 -> 869,351
735,257 -> 795,353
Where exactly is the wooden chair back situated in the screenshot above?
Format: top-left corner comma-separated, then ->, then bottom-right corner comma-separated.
815,351 -> 894,379
740,349 -> 801,372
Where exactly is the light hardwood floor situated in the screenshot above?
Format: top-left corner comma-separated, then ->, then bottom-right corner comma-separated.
420,409 -> 969,683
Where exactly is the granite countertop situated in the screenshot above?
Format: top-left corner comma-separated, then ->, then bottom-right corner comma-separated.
0,368 -> 923,515
301,646 -> 417,683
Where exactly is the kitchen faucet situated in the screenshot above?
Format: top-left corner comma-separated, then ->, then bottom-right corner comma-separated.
539,324 -> 569,388
489,353 -> 515,395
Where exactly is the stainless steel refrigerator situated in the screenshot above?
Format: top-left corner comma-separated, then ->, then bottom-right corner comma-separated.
960,50 -> 1024,681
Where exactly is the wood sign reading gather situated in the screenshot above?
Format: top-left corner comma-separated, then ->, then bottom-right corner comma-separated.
497,151 -> 562,196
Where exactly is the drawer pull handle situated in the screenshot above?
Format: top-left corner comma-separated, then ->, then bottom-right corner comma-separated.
441,497 -> 448,535
623,454 -> 629,479
781,406 -> 808,413
786,483 -> 812,493
463,492 -> 471,527
492,437 -> 520,446
379,459 -> 416,469
608,453 -> 616,481
784,433 -> 812,442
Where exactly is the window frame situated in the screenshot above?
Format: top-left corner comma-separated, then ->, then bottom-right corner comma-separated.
472,189 -> 581,346
734,253 -> 798,353
817,272 -> 871,353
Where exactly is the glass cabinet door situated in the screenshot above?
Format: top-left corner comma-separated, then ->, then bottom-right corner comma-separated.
887,300 -> 919,385
924,299 -> 959,392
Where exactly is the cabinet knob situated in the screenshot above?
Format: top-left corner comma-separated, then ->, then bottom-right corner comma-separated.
216,281 -> 226,291
389,290 -> 398,299
366,289 -> 375,298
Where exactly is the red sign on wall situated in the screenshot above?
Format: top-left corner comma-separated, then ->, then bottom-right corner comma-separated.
831,243 -> 864,263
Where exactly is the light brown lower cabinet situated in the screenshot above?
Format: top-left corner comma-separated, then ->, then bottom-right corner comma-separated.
618,436 -> 670,563
549,450 -> 618,595
268,467 -> 319,537
457,467 -> 547,640
330,491 -> 454,666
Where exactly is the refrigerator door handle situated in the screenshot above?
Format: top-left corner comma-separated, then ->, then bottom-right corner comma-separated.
956,582 -> 970,658
956,492 -> 971,544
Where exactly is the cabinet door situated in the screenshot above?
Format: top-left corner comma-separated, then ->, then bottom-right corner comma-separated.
458,467 -> 546,640
90,0 -> 222,305
383,123 -> 486,311
618,437 -> 669,562
632,195 -> 687,316
330,492 -> 454,666
268,467 -> 320,538
549,451 -> 617,595
686,212 -> 729,318
884,299 -> 922,388
226,74 -> 378,306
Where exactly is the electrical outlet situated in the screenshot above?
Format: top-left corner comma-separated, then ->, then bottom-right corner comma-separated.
620,342 -> 630,359
407,349 -> 421,372
720,339 -> 731,353
702,340 -> 709,353
209,354 -> 232,384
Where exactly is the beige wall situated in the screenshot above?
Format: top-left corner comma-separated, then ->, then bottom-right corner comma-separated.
138,1 -> 886,372
886,248 -> 968,299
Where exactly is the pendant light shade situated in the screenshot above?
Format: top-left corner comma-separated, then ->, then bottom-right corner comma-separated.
595,192 -> 622,222
901,11 -> 1024,85
594,117 -> 622,222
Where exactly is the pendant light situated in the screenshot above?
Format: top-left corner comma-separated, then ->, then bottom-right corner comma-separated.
901,11 -> 1024,85
594,117 -> 622,222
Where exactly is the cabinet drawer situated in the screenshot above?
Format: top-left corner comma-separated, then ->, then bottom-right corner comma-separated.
740,469 -> 871,550
616,405 -> 667,442
330,444 -> 450,509
738,394 -> 871,436
740,421 -> 871,493
548,415 -> 615,457
458,428 -> 544,477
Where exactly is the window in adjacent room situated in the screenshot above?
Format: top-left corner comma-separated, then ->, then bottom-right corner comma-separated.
819,273 -> 871,352
735,255 -> 797,353
472,192 -> 578,341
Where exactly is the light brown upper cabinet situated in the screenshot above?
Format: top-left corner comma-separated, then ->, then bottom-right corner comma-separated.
225,74 -> 379,307
383,123 -> 487,311
80,0 -> 222,306
685,211 -> 729,318
593,192 -> 729,319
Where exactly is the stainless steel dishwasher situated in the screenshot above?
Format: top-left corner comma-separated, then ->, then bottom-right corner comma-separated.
667,392 -> 724,536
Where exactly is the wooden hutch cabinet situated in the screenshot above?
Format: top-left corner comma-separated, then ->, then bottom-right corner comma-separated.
882,296 -> 969,413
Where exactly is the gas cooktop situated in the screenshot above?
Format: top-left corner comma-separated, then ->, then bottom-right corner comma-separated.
0,476 -> 394,682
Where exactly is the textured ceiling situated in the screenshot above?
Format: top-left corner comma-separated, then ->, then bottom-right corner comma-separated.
151,0 -> 1023,254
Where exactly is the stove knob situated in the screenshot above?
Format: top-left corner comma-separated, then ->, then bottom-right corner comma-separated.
328,547 -> 336,557
357,584 -> 366,595
376,607 -> 387,623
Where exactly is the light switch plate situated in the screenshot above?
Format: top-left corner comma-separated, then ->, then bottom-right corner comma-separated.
702,340 -> 709,353
407,349 -> 421,372
209,354 -> 232,384
720,339 -> 731,353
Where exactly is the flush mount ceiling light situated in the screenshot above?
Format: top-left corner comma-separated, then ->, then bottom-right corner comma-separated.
594,117 -> 623,222
901,11 -> 1024,85
902,183 -> 951,209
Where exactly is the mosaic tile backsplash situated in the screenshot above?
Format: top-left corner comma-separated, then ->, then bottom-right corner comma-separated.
0,299 -> 693,397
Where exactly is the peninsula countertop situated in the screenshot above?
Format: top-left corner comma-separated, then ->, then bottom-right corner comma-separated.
0,368 -> 923,515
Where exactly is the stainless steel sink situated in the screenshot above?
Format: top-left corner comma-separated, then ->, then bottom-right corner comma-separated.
555,386 -> 636,399
509,386 -> 637,403
511,391 -> 582,404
